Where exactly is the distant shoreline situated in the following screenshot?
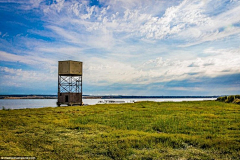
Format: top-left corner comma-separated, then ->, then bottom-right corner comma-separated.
0,96 -> 57,99
0,95 -> 220,99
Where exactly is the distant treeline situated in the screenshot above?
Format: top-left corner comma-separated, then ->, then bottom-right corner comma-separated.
0,95 -> 57,99
216,95 -> 240,104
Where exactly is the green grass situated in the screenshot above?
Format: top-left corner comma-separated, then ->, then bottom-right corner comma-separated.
0,101 -> 240,159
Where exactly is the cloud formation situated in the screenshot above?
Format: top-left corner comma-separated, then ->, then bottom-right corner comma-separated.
0,0 -> 240,95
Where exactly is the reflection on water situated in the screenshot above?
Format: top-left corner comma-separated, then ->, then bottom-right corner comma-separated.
0,98 -> 217,110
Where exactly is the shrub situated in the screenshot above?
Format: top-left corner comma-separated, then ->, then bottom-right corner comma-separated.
217,96 -> 227,102
233,98 -> 240,104
235,95 -> 240,99
225,95 -> 235,103
2,106 -> 10,110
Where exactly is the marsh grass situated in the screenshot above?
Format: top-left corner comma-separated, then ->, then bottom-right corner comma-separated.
0,101 -> 239,159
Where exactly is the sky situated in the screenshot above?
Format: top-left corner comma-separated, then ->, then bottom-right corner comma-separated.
0,0 -> 240,96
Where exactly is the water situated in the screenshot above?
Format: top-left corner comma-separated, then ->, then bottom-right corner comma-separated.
0,98 -> 217,110
0,99 -> 58,110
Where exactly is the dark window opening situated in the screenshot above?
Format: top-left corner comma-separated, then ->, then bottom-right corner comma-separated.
65,95 -> 69,102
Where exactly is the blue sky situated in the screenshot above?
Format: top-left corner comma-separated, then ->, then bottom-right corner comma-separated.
0,0 -> 240,96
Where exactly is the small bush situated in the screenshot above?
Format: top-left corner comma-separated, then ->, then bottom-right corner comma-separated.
235,95 -> 240,99
233,98 -> 240,104
2,106 -> 10,110
217,96 -> 227,102
225,95 -> 235,103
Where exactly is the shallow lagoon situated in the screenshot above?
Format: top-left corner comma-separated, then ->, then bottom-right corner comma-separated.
0,98 -> 217,110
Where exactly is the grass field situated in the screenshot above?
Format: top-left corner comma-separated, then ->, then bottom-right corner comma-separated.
0,101 -> 239,159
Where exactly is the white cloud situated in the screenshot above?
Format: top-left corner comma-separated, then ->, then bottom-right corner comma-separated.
139,47 -> 240,84
37,46 -> 83,55
0,50 -> 57,73
80,47 -> 240,87
43,0 -> 65,13
41,0 -> 155,42
179,27 -> 240,47
139,0 -> 211,39
84,57 -> 138,85
0,67 -> 56,87
2,32 -> 9,38
4,0 -> 240,45
0,51 -> 37,65
0,0 -> 46,10
37,0 -> 240,49
178,3 -> 240,46
166,87 -> 203,91
0,50 -> 54,64
46,25 -> 81,44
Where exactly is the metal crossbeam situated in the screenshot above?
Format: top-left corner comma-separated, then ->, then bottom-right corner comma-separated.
58,75 -> 82,93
